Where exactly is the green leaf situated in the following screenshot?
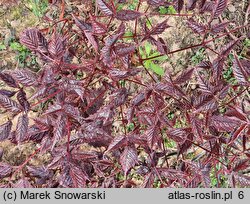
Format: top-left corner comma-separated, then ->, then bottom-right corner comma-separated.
10,42 -> 24,51
123,31 -> 134,41
144,60 -> 151,69
150,63 -> 164,76
145,42 -> 152,56
159,6 -> 168,15
0,43 -> 6,50
167,5 -> 176,14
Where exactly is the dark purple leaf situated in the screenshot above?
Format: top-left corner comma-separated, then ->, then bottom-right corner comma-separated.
114,43 -> 136,57
200,2 -> 214,13
213,0 -> 228,18
0,162 -> 12,178
0,93 -> 22,113
233,159 -> 249,172
197,73 -> 213,94
211,21 -> 229,34
174,0 -> 184,13
167,128 -> 189,143
211,115 -> 241,132
72,14 -> 99,52
69,164 -> 89,188
187,18 -> 206,34
107,135 -> 126,152
13,178 -> 32,188
90,15 -> 107,35
143,20 -> 170,41
109,68 -> 140,80
145,125 -> 161,149
147,0 -> 165,6
11,69 -> 38,87
101,23 -> 125,65
97,0 -> 114,16
0,89 -> 16,97
0,120 -> 12,141
16,113 -> 29,143
0,72 -> 18,88
141,172 -> 155,188
120,146 -> 138,175
52,115 -> 67,149
48,33 -> 65,59
116,10 -> 141,21
187,0 -> 198,10
17,89 -> 30,112
221,38 -> 241,57
20,28 -> 48,53
174,68 -> 194,84
233,54 -> 249,84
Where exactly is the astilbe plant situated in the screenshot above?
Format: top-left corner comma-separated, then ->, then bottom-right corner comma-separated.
0,0 -> 250,188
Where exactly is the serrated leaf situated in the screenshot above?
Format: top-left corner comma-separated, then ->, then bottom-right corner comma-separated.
52,115 -> 67,149
0,162 -> 12,178
17,89 -> 30,112
191,116 -> 204,142
213,0 -> 228,18
174,68 -> 194,84
197,61 -> 212,69
120,146 -> 138,175
72,14 -> 99,53
211,115 -> 241,132
97,0 -> 114,16
141,172 -> 155,188
107,135 -> 126,151
187,18 -> 206,34
48,33 -> 65,59
0,120 -> 12,141
116,10 -> 141,21
109,68 -> 139,80
101,23 -> 125,65
211,21 -> 229,34
233,54 -> 249,84
143,20 -> 170,41
0,72 -> 18,88
69,164 -> 89,188
167,128 -> 189,143
0,89 -> 16,97
145,125 -> 160,148
147,0 -> 164,6
20,28 -> 48,53
16,113 -> 29,143
11,69 -> 38,87
200,1 -> 215,13
90,15 -> 107,35
197,73 -> 213,94
174,0 -> 184,13
0,93 -> 22,113
212,56 -> 225,81
114,43 -> 135,57
233,159 -> 249,172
